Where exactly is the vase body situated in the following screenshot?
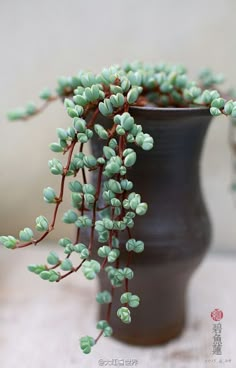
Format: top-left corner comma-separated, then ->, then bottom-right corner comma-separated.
91,107 -> 212,345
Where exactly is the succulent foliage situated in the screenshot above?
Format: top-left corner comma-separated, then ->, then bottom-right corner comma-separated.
1,61 -> 235,353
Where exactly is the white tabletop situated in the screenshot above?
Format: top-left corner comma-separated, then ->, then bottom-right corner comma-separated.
0,246 -> 235,368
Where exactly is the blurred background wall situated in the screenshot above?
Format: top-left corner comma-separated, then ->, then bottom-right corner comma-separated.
0,0 -> 236,252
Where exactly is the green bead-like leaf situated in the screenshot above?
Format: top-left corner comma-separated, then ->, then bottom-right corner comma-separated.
102,190 -> 115,203
126,238 -> 144,253
80,336 -> 95,354
91,85 -> 100,99
110,85 -> 123,94
7,108 -> 27,121
82,260 -> 101,280
40,271 -> 51,280
58,237 -> 72,248
39,88 -> 52,100
62,210 -> 78,224
73,118 -> 86,132
56,128 -> 68,140
211,98 -> 225,109
129,194 -> 141,210
127,71 -> 142,86
190,86 -> 202,98
35,216 -> 49,232
136,202 -> 148,215
210,90 -> 220,100
83,155 -> 97,168
224,100 -> 234,115
103,326 -> 113,337
60,139 -> 67,149
121,77 -> 131,92
25,102 -> 37,115
48,270 -> 60,282
175,74 -> 187,88
124,152 -> 136,167
103,146 -> 116,160
82,183 -> 96,195
68,180 -> 83,193
108,249 -> 120,263
81,72 -> 96,87
97,245 -> 110,258
75,216 -> 92,228
210,107 -> 222,116
120,292 -> 132,304
96,291 -> 112,304
43,187 -> 57,203
95,220 -> 106,233
48,159 -> 64,175
113,114 -> 121,124
97,157 -> 106,165
103,218 -> 113,230
116,126 -> 126,136
84,87 -> 95,102
73,243 -> 87,254
135,239 -> 144,253
49,143 -> 64,153
120,292 -> 140,308
96,320 -> 109,330
98,99 -> 113,116
108,179 -> 122,194
104,156 -> 122,176
80,248 -> 89,259
47,251 -> 60,265
141,133 -> 154,150
135,132 -> 144,146
96,320 -> 113,337
0,235 -> 17,249
73,95 -> 87,107
84,193 -> 95,204
60,259 -> 73,271
28,264 -> 46,274
94,124 -> 109,139
67,127 -> 76,139
19,227 -> 34,242
127,87 -> 141,104
119,112 -> 135,131
77,133 -> 88,143
117,307 -> 131,324
201,90 -> 211,104
110,93 -> 125,108
110,198 -> 121,207
67,108 -> 78,118
123,267 -> 134,280
64,98 -> 75,108
120,179 -> 133,191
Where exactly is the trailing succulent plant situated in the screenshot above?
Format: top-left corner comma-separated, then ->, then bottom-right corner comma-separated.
1,61 -> 236,353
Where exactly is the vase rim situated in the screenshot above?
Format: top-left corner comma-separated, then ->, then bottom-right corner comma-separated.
131,105 -> 209,111
128,105 -> 211,120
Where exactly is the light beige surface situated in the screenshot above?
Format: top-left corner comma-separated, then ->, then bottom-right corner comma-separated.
0,247 -> 235,368
0,0 -> 236,251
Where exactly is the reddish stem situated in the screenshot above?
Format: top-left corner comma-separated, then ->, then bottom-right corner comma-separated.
16,139 -> 78,249
88,164 -> 104,252
57,259 -> 86,282
21,96 -> 59,121
95,285 -> 115,344
87,108 -> 100,129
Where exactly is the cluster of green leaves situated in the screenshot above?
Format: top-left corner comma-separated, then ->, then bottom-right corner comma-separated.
2,61 -> 235,354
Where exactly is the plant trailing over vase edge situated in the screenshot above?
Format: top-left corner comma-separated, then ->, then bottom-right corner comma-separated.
1,61 -> 235,354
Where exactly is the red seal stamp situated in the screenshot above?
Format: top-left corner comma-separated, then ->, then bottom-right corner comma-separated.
211,308 -> 224,321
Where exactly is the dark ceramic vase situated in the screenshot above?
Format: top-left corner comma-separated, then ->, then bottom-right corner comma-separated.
91,106 -> 212,346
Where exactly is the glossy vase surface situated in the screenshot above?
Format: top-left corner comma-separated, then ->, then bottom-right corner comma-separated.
91,106 -> 212,345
